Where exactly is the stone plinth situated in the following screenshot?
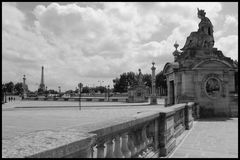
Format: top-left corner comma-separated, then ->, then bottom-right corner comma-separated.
128,85 -> 148,103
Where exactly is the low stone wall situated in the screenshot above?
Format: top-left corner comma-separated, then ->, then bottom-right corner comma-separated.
229,94 -> 238,117
24,97 -> 128,102
3,102 -> 195,158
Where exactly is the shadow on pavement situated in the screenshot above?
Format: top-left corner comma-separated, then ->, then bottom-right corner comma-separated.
196,117 -> 236,121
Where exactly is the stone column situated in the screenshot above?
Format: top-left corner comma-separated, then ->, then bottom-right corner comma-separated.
150,62 -> 157,104
23,75 -> 27,99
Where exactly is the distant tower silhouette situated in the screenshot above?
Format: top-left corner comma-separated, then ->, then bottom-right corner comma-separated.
23,75 -> 27,98
39,66 -> 45,91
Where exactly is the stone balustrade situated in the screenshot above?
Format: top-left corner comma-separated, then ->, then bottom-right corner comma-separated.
89,112 -> 159,158
3,102 -> 197,158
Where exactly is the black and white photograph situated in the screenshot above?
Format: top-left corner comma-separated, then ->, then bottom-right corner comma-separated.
2,2 -> 238,158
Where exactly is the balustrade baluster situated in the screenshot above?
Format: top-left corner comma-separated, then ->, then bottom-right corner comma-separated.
154,119 -> 159,150
147,122 -> 154,145
96,143 -> 105,158
141,125 -> 148,149
121,133 -> 131,158
114,135 -> 124,158
105,139 -> 115,158
90,147 -> 94,158
128,132 -> 137,157
133,130 -> 142,153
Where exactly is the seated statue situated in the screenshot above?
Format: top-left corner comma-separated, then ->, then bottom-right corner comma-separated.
181,8 -> 214,50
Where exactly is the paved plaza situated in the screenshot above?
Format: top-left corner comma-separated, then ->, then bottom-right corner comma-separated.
2,100 -> 238,158
170,118 -> 238,158
2,99 -> 165,110
2,100 -> 164,140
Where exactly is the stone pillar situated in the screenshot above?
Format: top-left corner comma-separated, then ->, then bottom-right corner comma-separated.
159,111 -> 176,156
185,103 -> 193,130
23,75 -> 27,99
150,62 -> 157,104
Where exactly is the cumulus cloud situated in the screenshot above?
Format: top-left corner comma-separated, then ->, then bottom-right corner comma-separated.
215,35 -> 238,60
215,14 -> 238,39
2,2 -> 237,91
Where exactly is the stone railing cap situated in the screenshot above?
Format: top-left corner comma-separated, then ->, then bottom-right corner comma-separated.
90,110 -> 161,137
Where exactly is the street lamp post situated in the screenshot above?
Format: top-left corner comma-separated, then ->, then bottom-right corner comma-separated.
3,86 -> 7,103
107,85 -> 110,101
23,75 -> 27,99
46,86 -> 48,97
78,83 -> 83,110
150,62 -> 157,105
105,85 -> 107,98
58,86 -> 61,97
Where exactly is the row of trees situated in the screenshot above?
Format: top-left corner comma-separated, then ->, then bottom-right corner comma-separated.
3,70 -> 167,96
2,82 -> 27,95
2,81 -> 112,97
112,71 -> 167,93
65,86 -> 111,95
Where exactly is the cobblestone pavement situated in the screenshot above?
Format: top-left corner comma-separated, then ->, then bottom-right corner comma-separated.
170,118 -> 238,158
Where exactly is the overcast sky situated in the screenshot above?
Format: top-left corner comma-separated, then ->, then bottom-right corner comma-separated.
2,2 -> 238,92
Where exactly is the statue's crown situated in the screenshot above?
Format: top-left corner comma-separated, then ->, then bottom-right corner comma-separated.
197,8 -> 206,16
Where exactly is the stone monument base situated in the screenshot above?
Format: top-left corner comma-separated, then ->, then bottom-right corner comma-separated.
150,96 -> 157,105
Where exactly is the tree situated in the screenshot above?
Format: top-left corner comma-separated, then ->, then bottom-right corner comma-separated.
113,71 -> 152,93
48,89 -> 58,94
156,71 -> 167,95
14,82 -> 23,95
5,82 -> 14,93
82,87 -> 90,93
113,73 -> 129,93
95,86 -> 107,93
143,74 -> 152,88
37,88 -> 44,95
65,90 -> 74,94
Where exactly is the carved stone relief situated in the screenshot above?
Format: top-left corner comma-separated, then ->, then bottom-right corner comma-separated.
200,73 -> 225,99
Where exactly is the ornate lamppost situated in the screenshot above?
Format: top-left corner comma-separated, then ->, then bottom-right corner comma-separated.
107,85 -> 110,102
58,86 -> 61,97
78,83 -> 83,110
150,62 -> 157,104
23,75 -> 27,99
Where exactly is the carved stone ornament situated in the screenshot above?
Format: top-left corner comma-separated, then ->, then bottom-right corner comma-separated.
200,73 -> 225,99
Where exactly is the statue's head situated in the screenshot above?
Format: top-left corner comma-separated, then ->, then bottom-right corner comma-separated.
197,8 -> 206,19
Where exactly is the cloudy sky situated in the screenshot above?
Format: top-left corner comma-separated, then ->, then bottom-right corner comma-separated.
2,2 -> 238,92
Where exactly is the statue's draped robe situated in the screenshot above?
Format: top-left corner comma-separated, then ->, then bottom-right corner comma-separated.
181,16 -> 214,50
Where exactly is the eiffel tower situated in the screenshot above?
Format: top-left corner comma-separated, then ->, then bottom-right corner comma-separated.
39,66 -> 45,91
